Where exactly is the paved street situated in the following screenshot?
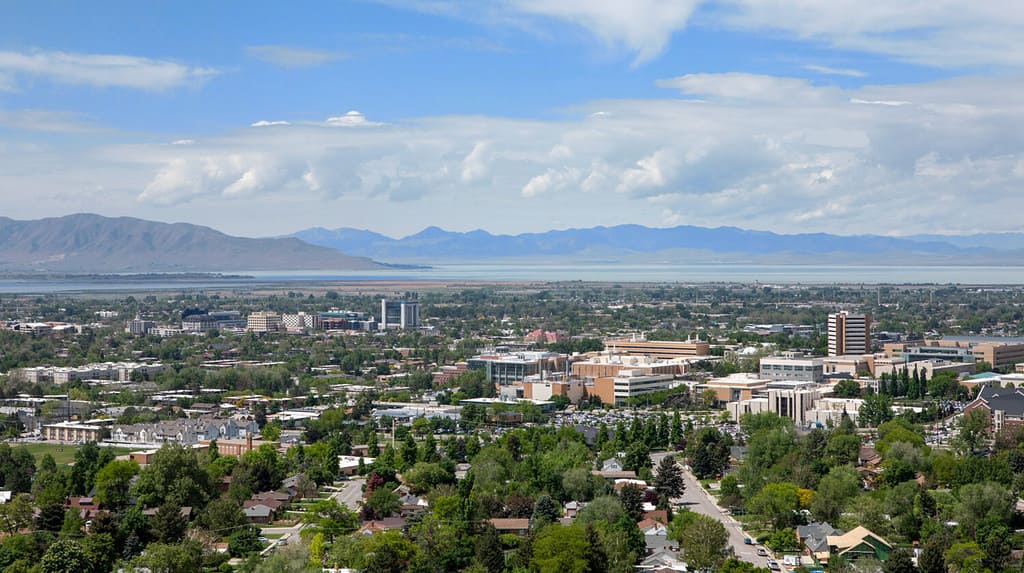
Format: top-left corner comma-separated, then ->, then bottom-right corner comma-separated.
260,477 -> 366,552
652,451 -> 772,570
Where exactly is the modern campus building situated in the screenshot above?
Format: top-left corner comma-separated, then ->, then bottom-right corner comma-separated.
828,311 -> 871,356
759,355 -> 824,383
247,311 -> 283,333
603,336 -> 710,359
380,299 -> 419,329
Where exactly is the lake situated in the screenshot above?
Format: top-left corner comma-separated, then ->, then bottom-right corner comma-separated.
2,263 -> 1024,294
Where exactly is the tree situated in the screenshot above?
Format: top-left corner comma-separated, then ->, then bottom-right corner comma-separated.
619,485 -> 644,523
955,409 -> 989,455
129,540 -> 203,573
917,539 -> 946,573
131,444 -> 214,509
530,524 -> 589,573
93,459 -> 140,510
943,542 -> 985,573
689,427 -> 730,479
228,525 -> 264,557
882,548 -> 916,573
532,495 -> 560,528
623,441 -> 651,473
0,493 -> 33,534
40,538 -> 88,573
81,533 -> 117,573
678,514 -> 731,572
858,393 -> 893,427
200,497 -> 247,533
653,456 -> 685,503
151,503 -> 188,544
575,495 -> 625,526
810,466 -> 860,523
364,488 -> 401,520
475,524 -> 505,573
833,379 -> 861,398
748,482 -> 800,531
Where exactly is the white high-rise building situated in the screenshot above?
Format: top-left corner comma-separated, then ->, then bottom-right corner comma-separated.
380,299 -> 419,329
828,311 -> 870,356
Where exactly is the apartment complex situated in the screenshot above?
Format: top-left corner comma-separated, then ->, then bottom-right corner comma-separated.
381,299 -> 419,330
828,311 -> 871,356
126,315 -> 156,336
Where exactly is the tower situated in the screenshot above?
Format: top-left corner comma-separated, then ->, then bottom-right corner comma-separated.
827,311 -> 870,356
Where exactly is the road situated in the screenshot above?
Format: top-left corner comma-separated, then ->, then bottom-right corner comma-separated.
652,451 -> 773,570
260,477 -> 366,553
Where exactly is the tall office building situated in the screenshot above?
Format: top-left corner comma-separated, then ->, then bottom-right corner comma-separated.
828,311 -> 870,356
380,299 -> 419,329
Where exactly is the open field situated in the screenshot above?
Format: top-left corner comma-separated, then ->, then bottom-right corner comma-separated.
13,442 -> 133,467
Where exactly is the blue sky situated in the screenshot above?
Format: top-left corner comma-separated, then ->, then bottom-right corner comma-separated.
1,1 -> 1023,237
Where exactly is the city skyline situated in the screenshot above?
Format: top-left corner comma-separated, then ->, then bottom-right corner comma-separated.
2,2 -> 1023,238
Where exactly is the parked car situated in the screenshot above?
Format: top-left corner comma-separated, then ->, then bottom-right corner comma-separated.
757,548 -> 768,556
767,560 -> 781,571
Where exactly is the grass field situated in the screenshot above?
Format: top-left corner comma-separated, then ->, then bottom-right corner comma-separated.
15,442 -> 133,467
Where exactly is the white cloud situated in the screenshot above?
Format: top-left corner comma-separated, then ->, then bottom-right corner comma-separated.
6,72 -> 1024,236
0,109 -> 100,133
521,167 -> 581,197
718,1 -> 1024,69
803,64 -> 866,78
325,111 -> 380,126
0,49 -> 218,90
244,45 -> 346,68
461,142 -> 491,182
251,120 -> 291,127
171,139 -> 196,145
657,73 -> 837,104
509,0 -> 701,63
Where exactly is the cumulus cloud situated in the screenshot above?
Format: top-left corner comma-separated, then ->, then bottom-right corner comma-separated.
0,49 -> 217,90
6,72 -> 1024,235
244,45 -> 346,68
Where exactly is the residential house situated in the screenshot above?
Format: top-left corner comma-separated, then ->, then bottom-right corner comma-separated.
826,526 -> 892,563
243,504 -> 274,524
358,518 -> 406,535
798,522 -> 842,563
636,548 -> 687,572
488,518 -> 531,536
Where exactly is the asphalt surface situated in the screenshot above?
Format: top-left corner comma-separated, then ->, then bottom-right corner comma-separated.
260,477 -> 366,552
651,451 -> 773,570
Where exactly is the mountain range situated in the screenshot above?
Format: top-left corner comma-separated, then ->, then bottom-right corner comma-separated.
291,224 -> 1024,264
0,214 -> 382,272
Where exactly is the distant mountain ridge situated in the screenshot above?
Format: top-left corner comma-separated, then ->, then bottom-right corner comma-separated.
290,224 -> 1024,264
0,214 -> 383,272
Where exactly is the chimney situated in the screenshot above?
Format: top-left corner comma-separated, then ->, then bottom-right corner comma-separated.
246,432 -> 253,453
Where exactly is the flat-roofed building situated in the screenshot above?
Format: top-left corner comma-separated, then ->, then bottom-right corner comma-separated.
603,337 -> 710,359
728,387 -> 823,425
572,354 -> 689,379
593,370 -> 676,406
467,351 -> 566,385
699,373 -> 771,406
42,421 -> 104,442
247,311 -> 283,333
760,356 -> 824,383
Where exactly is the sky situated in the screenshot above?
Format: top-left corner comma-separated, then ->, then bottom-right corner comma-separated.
1,1 -> 1023,238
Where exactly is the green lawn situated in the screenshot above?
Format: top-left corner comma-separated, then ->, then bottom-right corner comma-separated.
16,442 -> 133,467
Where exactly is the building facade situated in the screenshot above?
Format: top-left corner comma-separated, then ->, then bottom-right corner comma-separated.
828,311 -> 871,356
247,311 -> 283,333
760,356 -> 824,383
380,299 -> 419,329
